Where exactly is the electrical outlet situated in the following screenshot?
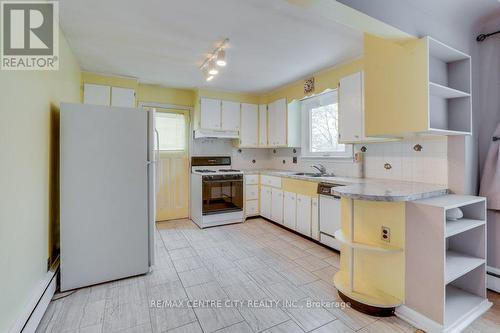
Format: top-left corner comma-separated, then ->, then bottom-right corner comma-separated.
381,226 -> 390,242
293,156 -> 297,164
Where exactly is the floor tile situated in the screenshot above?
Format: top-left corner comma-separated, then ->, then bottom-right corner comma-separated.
358,317 -> 415,333
214,321 -> 253,333
248,267 -> 287,285
166,321 -> 203,333
294,255 -> 331,272
212,267 -> 252,288
283,299 -> 336,332
301,280 -> 339,302
312,265 -> 338,284
102,301 -> 150,332
169,247 -> 198,261
326,306 -> 377,331
222,280 -> 270,300
310,319 -> 356,333
238,303 -> 290,332
261,320 -> 305,333
178,267 -> 215,287
234,256 -> 268,272
263,281 -> 308,302
173,256 -> 204,273
280,266 -> 319,286
150,299 -> 197,332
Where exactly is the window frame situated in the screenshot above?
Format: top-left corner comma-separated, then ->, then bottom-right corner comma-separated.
300,89 -> 353,159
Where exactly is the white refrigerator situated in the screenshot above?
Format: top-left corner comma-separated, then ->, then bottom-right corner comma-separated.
60,103 -> 155,291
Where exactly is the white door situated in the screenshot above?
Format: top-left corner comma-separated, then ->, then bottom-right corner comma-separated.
260,186 -> 272,219
240,103 -> 259,146
83,84 -> 110,106
221,100 -> 241,131
319,195 -> 341,236
296,194 -> 312,236
274,98 -> 287,146
200,98 -> 221,129
283,191 -> 297,229
338,71 -> 363,143
271,188 -> 284,223
154,109 -> 190,221
311,197 -> 319,240
258,104 -> 268,146
111,87 -> 136,107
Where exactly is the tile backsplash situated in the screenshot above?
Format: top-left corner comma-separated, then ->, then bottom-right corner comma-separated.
192,136 -> 448,186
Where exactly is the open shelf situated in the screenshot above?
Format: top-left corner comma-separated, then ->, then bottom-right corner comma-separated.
334,230 -> 402,253
445,251 -> 485,284
446,218 -> 485,238
334,272 -> 402,308
444,285 -> 490,328
429,82 -> 470,99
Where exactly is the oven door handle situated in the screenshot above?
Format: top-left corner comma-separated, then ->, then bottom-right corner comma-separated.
202,180 -> 243,184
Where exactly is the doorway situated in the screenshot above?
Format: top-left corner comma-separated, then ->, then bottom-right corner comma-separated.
151,107 -> 190,221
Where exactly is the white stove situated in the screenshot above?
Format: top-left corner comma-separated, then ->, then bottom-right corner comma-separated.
190,156 -> 244,228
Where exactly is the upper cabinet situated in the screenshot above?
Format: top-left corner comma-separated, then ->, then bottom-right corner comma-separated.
338,72 -> 394,143
200,98 -> 222,129
221,100 -> 241,131
240,103 -> 259,147
258,104 -> 268,146
199,98 -> 241,132
83,84 -> 136,107
364,34 -> 471,137
265,98 -> 300,148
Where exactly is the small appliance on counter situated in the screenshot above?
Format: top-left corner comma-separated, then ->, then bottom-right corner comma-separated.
190,156 -> 244,228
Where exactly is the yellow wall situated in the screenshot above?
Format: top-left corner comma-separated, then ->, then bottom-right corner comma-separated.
263,57 -> 364,103
0,32 -> 81,332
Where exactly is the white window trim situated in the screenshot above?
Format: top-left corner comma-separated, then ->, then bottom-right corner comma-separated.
300,89 -> 353,159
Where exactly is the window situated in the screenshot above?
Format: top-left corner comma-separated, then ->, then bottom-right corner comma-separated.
301,90 -> 352,158
155,112 -> 186,151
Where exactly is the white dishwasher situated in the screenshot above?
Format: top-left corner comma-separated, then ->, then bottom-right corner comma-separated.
318,183 -> 343,251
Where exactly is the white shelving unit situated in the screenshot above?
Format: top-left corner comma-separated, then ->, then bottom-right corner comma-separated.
427,37 -> 472,135
399,195 -> 491,333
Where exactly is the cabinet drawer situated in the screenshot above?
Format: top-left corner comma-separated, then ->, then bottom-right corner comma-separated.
245,175 -> 259,185
246,200 -> 259,216
260,175 -> 281,188
246,185 -> 259,200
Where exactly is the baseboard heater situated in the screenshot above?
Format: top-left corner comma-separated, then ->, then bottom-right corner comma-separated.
487,266 -> 500,293
9,265 -> 58,333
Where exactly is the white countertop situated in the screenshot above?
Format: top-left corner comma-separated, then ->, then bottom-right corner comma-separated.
241,169 -> 448,202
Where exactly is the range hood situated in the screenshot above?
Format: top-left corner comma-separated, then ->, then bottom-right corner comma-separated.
193,129 -> 239,139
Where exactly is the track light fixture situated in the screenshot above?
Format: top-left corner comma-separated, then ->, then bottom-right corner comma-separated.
200,38 -> 229,82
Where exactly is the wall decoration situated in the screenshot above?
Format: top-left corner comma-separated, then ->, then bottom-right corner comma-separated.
304,77 -> 315,94
413,144 -> 423,151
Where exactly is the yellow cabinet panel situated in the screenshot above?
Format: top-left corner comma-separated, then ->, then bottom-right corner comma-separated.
282,178 -> 318,197
364,34 -> 428,137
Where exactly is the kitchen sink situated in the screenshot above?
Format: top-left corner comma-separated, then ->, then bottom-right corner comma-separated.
292,172 -> 323,177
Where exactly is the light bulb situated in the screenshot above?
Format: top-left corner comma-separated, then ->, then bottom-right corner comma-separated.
206,75 -> 214,82
216,49 -> 226,67
208,60 -> 218,75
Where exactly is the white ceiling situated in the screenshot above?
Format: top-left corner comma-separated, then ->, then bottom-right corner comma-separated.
59,0 -> 363,93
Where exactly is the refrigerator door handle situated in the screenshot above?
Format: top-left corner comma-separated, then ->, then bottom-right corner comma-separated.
154,128 -> 160,162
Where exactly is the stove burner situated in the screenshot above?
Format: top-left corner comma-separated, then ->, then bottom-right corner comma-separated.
195,169 -> 216,173
218,169 -> 241,172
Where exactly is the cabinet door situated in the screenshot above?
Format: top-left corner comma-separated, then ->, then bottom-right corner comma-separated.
84,84 -> 110,106
311,197 -> 319,240
200,98 -> 221,129
271,188 -> 284,224
338,72 -> 363,143
260,186 -> 271,219
267,101 -> 276,146
283,191 -> 297,230
246,185 -> 259,200
258,104 -> 268,146
111,87 -> 135,107
274,98 -> 287,146
221,100 -> 241,131
296,194 -> 312,236
245,200 -> 259,216
240,103 -> 259,146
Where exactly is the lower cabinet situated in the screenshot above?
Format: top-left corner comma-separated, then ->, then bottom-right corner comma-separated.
245,200 -> 259,216
296,194 -> 312,236
271,188 -> 284,224
260,186 -> 272,219
311,198 -> 319,240
283,191 -> 297,229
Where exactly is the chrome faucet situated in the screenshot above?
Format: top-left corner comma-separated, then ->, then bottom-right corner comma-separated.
311,164 -> 327,175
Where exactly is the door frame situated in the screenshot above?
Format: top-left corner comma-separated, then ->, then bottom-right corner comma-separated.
139,102 -> 194,221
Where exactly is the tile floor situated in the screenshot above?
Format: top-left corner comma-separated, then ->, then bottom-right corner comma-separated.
37,218 -> 500,333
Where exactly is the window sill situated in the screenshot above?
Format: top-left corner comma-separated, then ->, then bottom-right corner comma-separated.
300,155 -> 354,162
